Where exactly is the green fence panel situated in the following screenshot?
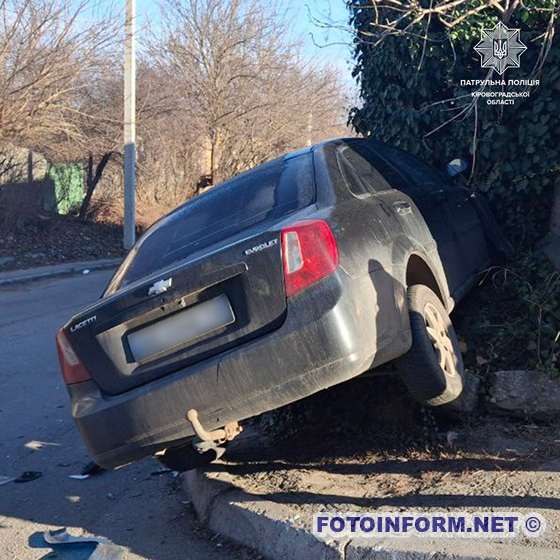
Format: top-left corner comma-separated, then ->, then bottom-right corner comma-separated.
48,163 -> 84,215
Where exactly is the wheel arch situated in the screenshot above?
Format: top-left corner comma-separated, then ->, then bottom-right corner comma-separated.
405,253 -> 449,309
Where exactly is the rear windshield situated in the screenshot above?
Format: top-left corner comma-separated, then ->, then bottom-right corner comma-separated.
106,152 -> 315,293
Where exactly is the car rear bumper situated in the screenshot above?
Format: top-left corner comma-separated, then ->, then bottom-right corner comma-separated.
68,270 -> 399,468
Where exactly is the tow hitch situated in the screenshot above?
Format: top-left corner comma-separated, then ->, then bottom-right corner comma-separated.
186,409 -> 243,447
156,410 -> 242,472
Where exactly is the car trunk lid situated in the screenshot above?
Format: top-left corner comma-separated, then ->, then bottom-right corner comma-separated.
64,230 -> 286,395
62,151 -> 316,394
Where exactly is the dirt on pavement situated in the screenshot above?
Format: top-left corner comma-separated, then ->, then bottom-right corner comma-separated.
207,376 -> 560,550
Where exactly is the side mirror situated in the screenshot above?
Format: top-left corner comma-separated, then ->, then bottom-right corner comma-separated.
446,158 -> 469,177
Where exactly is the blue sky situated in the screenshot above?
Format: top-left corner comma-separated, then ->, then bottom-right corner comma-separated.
284,0 -> 354,74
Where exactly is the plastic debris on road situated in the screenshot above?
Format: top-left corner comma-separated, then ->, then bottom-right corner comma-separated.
150,468 -> 172,476
150,468 -> 180,477
43,528 -> 125,559
14,471 -> 42,483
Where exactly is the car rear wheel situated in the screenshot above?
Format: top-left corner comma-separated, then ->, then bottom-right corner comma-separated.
397,284 -> 464,406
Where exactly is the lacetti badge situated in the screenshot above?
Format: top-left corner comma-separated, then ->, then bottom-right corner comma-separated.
148,277 -> 172,296
474,21 -> 527,75
70,315 -> 96,332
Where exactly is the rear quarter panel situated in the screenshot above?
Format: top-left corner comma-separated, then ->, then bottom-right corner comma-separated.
316,142 -> 451,367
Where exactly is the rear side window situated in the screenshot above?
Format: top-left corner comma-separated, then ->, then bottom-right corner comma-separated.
348,142 -> 409,189
372,143 -> 447,190
108,153 -> 315,292
337,146 -> 391,197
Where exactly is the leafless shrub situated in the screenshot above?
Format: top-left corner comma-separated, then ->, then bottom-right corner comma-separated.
141,0 -> 349,198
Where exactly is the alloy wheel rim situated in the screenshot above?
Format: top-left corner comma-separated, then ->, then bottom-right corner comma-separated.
424,303 -> 458,378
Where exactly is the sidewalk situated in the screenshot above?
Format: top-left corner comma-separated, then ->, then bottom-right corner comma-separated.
182,383 -> 560,560
183,465 -> 559,560
0,258 -> 121,286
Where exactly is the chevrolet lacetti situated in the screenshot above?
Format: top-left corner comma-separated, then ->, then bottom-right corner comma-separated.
56,138 -> 509,470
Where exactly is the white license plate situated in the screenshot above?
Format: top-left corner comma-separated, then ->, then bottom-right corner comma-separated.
128,294 -> 235,362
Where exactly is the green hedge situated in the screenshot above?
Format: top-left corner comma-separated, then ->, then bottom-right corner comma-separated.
349,1 -> 559,246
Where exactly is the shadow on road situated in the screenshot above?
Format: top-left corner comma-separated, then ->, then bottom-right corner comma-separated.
0,271 -> 239,560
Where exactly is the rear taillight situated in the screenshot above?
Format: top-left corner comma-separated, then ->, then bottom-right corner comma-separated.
56,330 -> 91,384
281,220 -> 339,297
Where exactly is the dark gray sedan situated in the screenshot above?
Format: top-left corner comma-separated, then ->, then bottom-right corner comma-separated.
56,138 -> 507,470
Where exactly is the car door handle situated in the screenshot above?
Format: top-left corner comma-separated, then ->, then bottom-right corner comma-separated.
393,201 -> 412,215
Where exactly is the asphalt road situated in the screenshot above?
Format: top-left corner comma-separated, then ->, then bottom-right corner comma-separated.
0,271 -> 251,560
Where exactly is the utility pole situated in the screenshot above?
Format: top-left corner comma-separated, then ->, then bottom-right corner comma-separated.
123,0 -> 136,250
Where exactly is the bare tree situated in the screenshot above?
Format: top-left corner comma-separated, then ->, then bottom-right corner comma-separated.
0,0 -> 125,220
348,0 -> 554,43
0,0 -> 119,150
1,0 -> 349,226
149,0 -> 348,187
52,64 -> 123,219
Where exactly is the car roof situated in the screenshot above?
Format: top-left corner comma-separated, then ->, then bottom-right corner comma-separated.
269,137 -> 370,162
310,136 -> 379,152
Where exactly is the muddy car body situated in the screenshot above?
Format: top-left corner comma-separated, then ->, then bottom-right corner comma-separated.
57,138 -> 505,469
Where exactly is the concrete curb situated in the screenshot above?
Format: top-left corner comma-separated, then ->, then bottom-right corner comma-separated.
0,258 -> 122,286
183,469 -> 558,560
183,469 -> 343,560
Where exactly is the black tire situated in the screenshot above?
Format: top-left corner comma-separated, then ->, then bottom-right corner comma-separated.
157,442 -> 224,472
396,284 -> 464,406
